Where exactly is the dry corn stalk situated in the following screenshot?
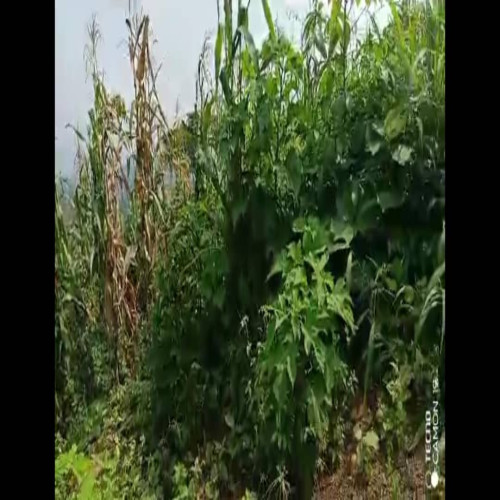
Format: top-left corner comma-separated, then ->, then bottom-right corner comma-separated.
87,59 -> 139,378
128,16 -> 155,281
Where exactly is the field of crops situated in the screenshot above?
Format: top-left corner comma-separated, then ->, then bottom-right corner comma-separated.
55,1 -> 445,498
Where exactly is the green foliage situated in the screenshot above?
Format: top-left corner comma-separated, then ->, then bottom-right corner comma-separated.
257,217 -> 356,494
55,442 -> 159,500
56,1 -> 445,498
355,428 -> 380,478
171,442 -> 231,500
150,190 -> 226,453
55,178 -> 110,432
56,380 -> 162,500
241,489 -> 258,500
172,462 -> 199,499
55,445 -> 97,500
378,362 -> 412,456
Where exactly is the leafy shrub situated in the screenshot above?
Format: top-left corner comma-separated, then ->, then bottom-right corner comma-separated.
354,429 -> 380,478
378,362 -> 413,457
257,216 -> 356,496
55,443 -> 160,500
56,378 -> 161,499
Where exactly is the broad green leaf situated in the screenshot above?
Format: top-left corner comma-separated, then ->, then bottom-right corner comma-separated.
220,68 -> 232,103
291,266 -> 307,286
384,107 -> 407,140
239,26 -> 259,69
395,285 -> 414,305
355,199 -> 380,232
313,338 -> 327,374
372,121 -> 385,137
307,396 -> 322,436
289,241 -> 304,263
354,424 -> 363,441
385,277 -> 397,292
428,262 -> 445,291
275,312 -> 289,332
293,217 -> 306,233
404,286 -> 415,304
266,320 -> 276,344
291,314 -> 300,340
262,0 -> 276,41
267,252 -> 286,280
238,5 -> 249,29
366,138 -> 382,156
389,0 -> 410,73
242,49 -> 256,79
377,190 -> 404,212
363,430 -> 380,451
315,34 -> 327,59
328,22 -> 341,57
307,377 -> 327,436
327,291 -> 354,331
342,17 -> 351,53
224,412 -> 235,429
330,0 -> 342,26
416,286 -> 443,344
392,144 -> 413,165
303,324 -> 313,356
331,220 -> 354,245
260,41 -> 273,72
303,229 -> 328,256
77,473 -> 96,500
330,241 -> 350,253
324,350 -> 339,394
273,371 -> 288,406
316,253 -> 329,273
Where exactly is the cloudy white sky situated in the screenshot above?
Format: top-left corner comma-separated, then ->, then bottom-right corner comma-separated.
55,0 -> 389,178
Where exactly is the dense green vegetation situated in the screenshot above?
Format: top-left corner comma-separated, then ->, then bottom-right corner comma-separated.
55,1 -> 445,498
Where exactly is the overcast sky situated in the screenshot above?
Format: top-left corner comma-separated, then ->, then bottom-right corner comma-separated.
55,0 -> 389,178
